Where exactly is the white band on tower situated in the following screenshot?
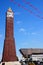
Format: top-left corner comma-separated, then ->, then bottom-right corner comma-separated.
7,8 -> 13,18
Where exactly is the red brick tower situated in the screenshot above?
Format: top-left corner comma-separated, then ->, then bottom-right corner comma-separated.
2,8 -> 17,62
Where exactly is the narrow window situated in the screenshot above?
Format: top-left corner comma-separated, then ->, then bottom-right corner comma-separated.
2,63 -> 5,65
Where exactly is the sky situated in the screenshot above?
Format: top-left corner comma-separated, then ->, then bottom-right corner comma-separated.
0,0 -> 43,61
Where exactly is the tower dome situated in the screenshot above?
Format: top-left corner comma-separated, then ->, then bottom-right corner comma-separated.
8,8 -> 12,12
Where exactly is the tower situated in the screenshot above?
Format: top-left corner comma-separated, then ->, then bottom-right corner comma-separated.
2,8 -> 17,62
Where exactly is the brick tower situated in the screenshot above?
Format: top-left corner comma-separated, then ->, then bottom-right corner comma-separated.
2,8 -> 17,62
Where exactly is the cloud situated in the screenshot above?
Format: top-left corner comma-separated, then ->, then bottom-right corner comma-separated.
25,32 -> 37,35
19,28 -> 28,35
20,42 -> 29,47
16,21 -> 22,24
0,34 -> 2,38
19,28 -> 37,36
14,12 -> 20,15
27,32 -> 37,35
31,32 -> 37,35
19,28 -> 26,32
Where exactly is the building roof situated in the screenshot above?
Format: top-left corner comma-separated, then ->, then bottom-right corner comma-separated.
19,48 -> 43,58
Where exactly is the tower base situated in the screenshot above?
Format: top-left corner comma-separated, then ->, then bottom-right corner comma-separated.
0,61 -> 21,65
2,38 -> 17,62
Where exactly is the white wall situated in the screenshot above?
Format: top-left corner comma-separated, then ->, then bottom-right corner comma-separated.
31,54 -> 43,61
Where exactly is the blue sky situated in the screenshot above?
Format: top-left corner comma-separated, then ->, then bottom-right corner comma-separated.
0,0 -> 43,60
